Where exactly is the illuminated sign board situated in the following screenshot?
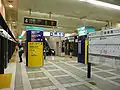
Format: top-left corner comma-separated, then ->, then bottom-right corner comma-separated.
50,32 -> 64,37
24,17 -> 57,27
26,26 -> 44,31
18,36 -> 23,39
77,26 -> 95,36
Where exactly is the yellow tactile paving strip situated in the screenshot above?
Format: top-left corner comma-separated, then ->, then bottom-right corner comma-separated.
0,73 -> 12,89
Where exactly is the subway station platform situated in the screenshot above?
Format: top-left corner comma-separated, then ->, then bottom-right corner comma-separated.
4,55 -> 120,90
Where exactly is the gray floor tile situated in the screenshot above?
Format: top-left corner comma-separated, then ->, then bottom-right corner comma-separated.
66,85 -> 91,90
26,67 -> 41,72
92,75 -> 120,90
31,83 -> 41,89
15,87 -> 24,90
14,63 -> 24,90
28,72 -> 47,78
55,76 -> 79,84
55,62 -> 86,79
95,72 -> 115,78
51,89 -> 59,90
49,70 -> 67,76
28,73 -> 36,78
45,66 -> 58,70
30,78 -> 55,89
82,67 -> 100,72
66,86 -> 80,90
77,84 -> 92,90
44,63 -> 53,67
67,61 -> 78,65
15,56 -> 120,90
95,65 -> 113,70
35,72 -> 46,77
110,70 -> 120,75
74,64 -> 86,68
111,78 -> 120,84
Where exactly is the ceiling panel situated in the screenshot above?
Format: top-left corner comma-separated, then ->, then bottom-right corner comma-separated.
18,0 -> 120,22
16,0 -> 120,34
99,0 -> 120,6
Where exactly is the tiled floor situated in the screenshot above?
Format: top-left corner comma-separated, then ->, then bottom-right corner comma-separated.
66,84 -> 92,90
14,63 -> 24,90
111,78 -> 120,84
30,78 -> 55,89
94,72 -> 115,78
5,56 -> 120,90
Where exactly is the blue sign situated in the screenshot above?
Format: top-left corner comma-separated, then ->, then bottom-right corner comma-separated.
26,30 -> 43,42
50,32 -> 64,37
31,31 -> 43,42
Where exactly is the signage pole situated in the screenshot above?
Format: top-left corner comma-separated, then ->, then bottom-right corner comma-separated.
87,33 -> 91,78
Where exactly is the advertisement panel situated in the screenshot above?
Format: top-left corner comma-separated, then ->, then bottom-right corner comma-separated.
26,26 -> 44,67
28,42 -> 43,67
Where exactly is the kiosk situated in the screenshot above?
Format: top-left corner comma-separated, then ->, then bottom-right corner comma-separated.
26,26 -> 44,67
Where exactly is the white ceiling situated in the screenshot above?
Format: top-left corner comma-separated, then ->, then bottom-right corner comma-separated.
3,0 -> 120,35
18,0 -> 120,22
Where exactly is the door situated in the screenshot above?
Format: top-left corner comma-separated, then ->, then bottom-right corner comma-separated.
0,36 -> 4,74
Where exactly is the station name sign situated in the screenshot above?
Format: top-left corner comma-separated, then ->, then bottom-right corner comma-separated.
50,32 -> 64,37
24,17 -> 57,27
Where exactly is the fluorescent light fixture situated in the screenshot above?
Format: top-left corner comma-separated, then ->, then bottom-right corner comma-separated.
9,4 -> 13,8
78,0 -> 120,10
65,33 -> 71,37
81,27 -> 85,30
0,4 -> 2,7
21,31 -> 26,36
116,23 -> 120,27
44,32 -> 50,36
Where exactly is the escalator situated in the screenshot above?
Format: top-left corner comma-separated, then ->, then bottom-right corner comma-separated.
43,37 -> 55,56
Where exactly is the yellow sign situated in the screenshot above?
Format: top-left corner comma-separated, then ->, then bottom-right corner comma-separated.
28,42 -> 43,67
0,73 -> 12,89
85,40 -> 88,64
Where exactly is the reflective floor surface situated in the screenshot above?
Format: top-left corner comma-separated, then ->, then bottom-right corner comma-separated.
5,56 -> 120,90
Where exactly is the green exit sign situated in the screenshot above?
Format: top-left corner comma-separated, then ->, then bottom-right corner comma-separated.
18,36 -> 23,39
65,37 -> 69,40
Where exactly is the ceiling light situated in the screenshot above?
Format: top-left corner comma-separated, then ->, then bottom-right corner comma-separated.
116,23 -> 120,27
9,4 -> 13,8
12,22 -> 15,23
78,0 -> 120,10
0,4 -> 2,7
21,31 -> 26,36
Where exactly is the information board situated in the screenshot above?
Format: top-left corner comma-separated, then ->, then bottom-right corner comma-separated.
89,29 -> 120,57
50,32 -> 64,37
26,29 -> 44,67
28,42 -> 43,67
24,17 -> 57,27
27,30 -> 43,42
88,28 -> 120,68
31,31 -> 43,42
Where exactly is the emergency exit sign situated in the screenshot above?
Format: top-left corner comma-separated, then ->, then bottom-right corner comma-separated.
18,36 -> 23,39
